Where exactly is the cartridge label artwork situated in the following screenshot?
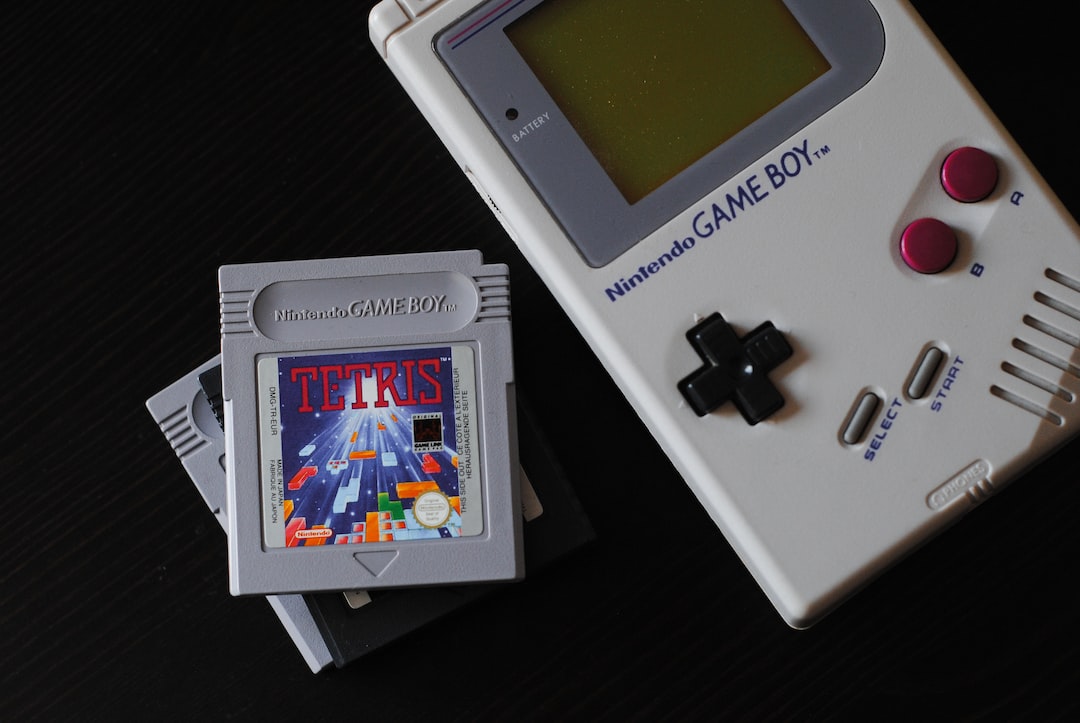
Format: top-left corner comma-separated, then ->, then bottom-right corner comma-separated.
257,344 -> 481,547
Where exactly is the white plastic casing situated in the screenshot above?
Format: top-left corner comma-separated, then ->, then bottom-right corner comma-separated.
371,1 -> 1080,627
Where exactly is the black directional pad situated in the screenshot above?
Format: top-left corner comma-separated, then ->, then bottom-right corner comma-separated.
677,312 -> 793,424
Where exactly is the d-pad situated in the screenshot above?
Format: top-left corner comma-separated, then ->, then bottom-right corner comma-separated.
677,313 -> 793,424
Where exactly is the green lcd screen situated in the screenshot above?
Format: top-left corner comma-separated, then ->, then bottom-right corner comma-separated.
505,0 -> 831,204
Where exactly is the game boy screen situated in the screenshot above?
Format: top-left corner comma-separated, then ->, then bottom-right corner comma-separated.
506,0 -> 830,204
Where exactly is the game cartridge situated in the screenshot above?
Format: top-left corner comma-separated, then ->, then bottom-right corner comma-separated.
219,250 -> 523,595
147,357 -> 593,671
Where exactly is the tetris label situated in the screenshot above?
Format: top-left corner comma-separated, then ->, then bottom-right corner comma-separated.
257,344 -> 482,548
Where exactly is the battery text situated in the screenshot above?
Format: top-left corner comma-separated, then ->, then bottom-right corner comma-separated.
512,112 -> 551,143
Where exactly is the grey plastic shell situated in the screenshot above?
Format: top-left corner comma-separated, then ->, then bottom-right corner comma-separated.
145,357 -> 335,673
218,250 -> 523,596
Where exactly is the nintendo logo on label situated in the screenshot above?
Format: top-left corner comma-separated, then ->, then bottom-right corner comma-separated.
927,460 -> 992,511
294,527 -> 333,540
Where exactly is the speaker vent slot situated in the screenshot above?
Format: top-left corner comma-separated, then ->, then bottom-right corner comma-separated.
1022,314 -> 1080,348
1011,339 -> 1080,378
989,386 -> 1064,425
1045,267 -> 1080,293
1033,292 -> 1080,326
1000,362 -> 1074,401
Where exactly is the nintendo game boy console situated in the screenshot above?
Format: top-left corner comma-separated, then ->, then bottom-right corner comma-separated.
369,0 -> 1080,626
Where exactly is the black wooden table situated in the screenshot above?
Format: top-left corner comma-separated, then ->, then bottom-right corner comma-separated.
3,3 -> 1077,719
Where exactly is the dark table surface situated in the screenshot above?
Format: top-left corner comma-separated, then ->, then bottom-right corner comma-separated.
3,2 -> 1078,720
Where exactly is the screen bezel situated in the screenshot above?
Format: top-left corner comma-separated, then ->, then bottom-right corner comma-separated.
436,0 -> 885,267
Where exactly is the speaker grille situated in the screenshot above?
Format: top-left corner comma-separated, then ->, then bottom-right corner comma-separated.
990,268 -> 1080,424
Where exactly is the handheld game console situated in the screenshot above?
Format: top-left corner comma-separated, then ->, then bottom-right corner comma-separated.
369,0 -> 1080,626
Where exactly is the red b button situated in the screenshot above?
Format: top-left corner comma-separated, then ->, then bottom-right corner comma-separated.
900,217 -> 958,274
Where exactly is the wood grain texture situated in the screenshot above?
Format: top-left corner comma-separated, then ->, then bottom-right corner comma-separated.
2,2 -> 1077,719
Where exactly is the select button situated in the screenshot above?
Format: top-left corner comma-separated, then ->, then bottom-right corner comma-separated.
842,392 -> 883,445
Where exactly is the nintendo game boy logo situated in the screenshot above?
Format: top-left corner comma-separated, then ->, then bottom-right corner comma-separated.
252,271 -> 479,340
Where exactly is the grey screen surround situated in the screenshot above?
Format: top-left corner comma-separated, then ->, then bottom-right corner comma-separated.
437,0 -> 885,267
